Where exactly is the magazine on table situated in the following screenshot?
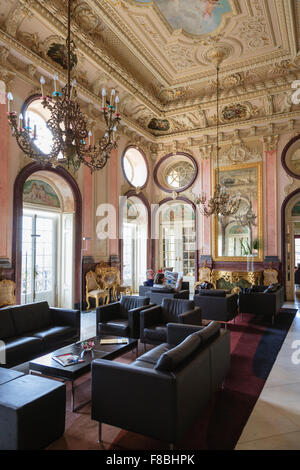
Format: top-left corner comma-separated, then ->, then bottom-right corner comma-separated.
99,338 -> 128,345
52,353 -> 85,367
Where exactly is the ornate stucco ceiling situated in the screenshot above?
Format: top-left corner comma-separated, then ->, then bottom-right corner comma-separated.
0,0 -> 300,146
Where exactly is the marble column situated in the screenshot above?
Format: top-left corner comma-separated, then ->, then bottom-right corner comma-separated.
0,81 -> 10,262
264,135 -> 279,257
200,148 -> 213,256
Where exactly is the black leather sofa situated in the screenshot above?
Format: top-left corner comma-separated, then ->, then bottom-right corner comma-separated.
140,298 -> 202,347
91,321 -> 230,447
0,367 -> 66,449
239,286 -> 285,324
194,289 -> 238,327
0,301 -> 80,368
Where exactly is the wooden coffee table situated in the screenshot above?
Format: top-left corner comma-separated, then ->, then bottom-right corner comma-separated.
29,336 -> 137,411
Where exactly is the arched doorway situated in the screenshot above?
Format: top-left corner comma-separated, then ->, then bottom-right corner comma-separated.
120,191 -> 150,293
154,198 -> 198,292
282,189 -> 300,301
13,162 -> 82,307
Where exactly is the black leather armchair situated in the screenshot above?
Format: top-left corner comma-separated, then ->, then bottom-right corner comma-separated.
239,286 -> 285,324
193,290 -> 238,327
91,321 -> 230,447
96,296 -> 153,341
140,298 -> 202,347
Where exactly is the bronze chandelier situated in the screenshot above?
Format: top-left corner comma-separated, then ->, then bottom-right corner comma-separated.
198,66 -> 241,217
7,0 -> 121,172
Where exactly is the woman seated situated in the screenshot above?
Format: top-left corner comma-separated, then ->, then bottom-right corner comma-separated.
153,273 -> 168,289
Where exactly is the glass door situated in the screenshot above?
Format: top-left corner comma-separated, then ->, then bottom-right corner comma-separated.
21,210 -> 58,306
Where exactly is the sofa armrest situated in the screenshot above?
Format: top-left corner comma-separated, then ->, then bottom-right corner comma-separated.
225,293 -> 238,314
49,307 -> 80,334
167,322 -> 204,346
128,304 -> 156,337
178,307 -> 202,326
140,305 -> 163,329
96,302 -> 120,325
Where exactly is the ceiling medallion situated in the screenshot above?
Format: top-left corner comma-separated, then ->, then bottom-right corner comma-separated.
7,0 -> 121,172
197,64 -> 241,217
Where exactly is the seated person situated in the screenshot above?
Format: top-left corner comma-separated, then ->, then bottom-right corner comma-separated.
153,272 -> 168,289
144,268 -> 155,287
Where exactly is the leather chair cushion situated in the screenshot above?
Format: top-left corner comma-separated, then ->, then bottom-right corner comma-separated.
99,319 -> 129,336
4,336 -> 43,366
155,334 -> 201,372
197,289 -> 226,297
120,296 -> 149,319
143,325 -> 167,343
161,298 -> 195,322
32,326 -> 78,350
136,343 -> 171,365
0,367 -> 24,385
0,307 -> 16,339
11,302 -> 52,336
193,322 -> 221,344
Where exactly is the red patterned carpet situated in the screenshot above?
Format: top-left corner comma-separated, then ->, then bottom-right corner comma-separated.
47,310 -> 296,450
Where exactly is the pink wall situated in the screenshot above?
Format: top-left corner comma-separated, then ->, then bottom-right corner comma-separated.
82,165 -> 93,255
0,102 -> 9,259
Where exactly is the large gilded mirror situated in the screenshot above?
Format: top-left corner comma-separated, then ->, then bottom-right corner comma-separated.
213,162 -> 263,262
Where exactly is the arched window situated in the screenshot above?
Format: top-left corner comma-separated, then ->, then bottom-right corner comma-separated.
122,146 -> 148,189
154,153 -> 198,193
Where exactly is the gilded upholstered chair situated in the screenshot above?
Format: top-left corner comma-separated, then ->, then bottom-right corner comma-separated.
115,271 -> 133,299
194,262 -> 212,291
85,271 -> 109,310
263,268 -> 279,287
96,266 -> 119,303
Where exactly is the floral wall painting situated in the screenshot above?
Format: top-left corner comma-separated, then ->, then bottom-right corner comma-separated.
134,0 -> 232,36
23,179 -> 61,208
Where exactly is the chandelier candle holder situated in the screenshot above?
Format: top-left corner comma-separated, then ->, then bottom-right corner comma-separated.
7,0 -> 121,172
198,64 -> 241,217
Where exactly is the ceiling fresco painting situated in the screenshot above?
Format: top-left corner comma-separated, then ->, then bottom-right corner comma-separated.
134,0 -> 232,35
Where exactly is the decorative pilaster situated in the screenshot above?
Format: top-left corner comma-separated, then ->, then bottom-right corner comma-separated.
199,146 -> 213,256
263,135 -> 279,257
0,79 -> 10,261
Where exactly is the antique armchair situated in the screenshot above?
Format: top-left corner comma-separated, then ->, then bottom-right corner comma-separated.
194,262 -> 212,291
115,270 -> 133,299
0,279 -> 16,308
85,270 -> 109,310
96,266 -> 119,302
263,267 -> 279,287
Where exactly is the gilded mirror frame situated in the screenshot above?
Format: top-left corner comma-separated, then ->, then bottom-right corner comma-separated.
213,161 -> 263,262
